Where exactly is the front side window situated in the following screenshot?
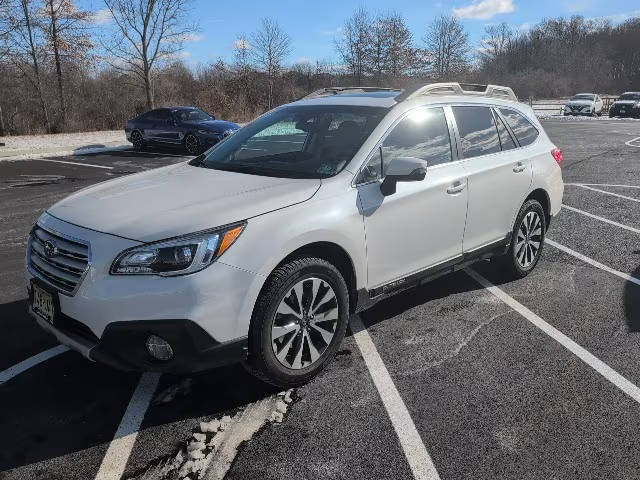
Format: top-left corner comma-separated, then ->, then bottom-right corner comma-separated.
452,106 -> 501,159
499,108 -> 539,147
196,105 -> 386,179
358,107 -> 452,183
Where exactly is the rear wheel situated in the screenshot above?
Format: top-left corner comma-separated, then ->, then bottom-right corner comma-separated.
184,133 -> 201,155
131,131 -> 144,151
246,256 -> 349,387
498,199 -> 546,279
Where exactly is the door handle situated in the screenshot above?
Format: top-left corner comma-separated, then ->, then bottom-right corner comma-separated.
446,181 -> 466,194
513,162 -> 526,173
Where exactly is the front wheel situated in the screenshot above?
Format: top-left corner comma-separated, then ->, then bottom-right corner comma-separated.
246,256 -> 349,387
498,199 -> 546,279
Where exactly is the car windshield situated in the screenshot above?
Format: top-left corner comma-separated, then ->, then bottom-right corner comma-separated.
193,105 -> 387,179
619,93 -> 640,101
570,94 -> 595,101
174,108 -> 213,122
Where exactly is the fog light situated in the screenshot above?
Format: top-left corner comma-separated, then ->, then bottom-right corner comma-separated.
146,334 -> 174,361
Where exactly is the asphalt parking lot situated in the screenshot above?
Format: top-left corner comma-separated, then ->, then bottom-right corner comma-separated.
1,118 -> 639,480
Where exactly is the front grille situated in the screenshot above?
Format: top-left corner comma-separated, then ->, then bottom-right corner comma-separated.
28,226 -> 90,295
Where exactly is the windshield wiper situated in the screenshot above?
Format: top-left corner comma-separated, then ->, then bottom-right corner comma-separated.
189,154 -> 206,167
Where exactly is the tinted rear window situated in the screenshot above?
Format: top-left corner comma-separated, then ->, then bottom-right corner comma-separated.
452,106 -> 500,159
499,108 -> 539,146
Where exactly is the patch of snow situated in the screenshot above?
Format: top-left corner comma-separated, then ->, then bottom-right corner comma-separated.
128,389 -> 295,480
0,130 -> 130,161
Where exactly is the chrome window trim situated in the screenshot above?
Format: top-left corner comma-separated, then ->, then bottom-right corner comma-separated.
27,222 -> 92,297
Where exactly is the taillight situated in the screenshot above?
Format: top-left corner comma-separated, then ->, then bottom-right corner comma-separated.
551,148 -> 563,167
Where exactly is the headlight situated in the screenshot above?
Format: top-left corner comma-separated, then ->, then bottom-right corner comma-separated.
110,223 -> 246,276
197,129 -> 221,136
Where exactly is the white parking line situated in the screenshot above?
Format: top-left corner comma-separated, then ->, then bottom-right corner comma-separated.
546,238 -> 640,286
565,183 -> 640,189
465,268 -> 640,405
36,158 -> 114,169
0,344 -> 69,384
568,184 -> 640,203
625,136 -> 640,147
350,315 -> 441,480
94,372 -> 161,480
562,204 -> 640,234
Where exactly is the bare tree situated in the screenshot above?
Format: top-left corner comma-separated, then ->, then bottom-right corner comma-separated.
423,14 -> 470,80
479,22 -> 512,64
335,8 -> 371,85
386,13 -> 417,77
41,0 -> 91,129
2,0 -> 51,132
101,0 -> 196,109
233,33 -> 250,72
366,14 -> 391,84
251,17 -> 291,108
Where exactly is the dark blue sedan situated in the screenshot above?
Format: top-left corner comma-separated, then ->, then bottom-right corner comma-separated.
125,106 -> 241,155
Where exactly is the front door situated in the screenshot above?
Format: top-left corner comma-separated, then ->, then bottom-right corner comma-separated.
357,106 -> 468,290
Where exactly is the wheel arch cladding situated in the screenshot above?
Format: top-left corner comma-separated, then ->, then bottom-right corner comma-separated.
525,188 -> 551,229
255,242 -> 358,323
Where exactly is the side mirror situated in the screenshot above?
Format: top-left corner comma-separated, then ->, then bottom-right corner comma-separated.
380,156 -> 427,196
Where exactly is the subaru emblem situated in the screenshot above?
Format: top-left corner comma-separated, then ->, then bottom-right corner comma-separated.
43,240 -> 57,258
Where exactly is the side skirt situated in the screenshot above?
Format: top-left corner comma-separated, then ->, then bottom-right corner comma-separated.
354,234 -> 511,313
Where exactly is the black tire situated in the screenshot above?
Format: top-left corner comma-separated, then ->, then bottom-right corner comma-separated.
245,256 -> 349,387
498,199 -> 546,279
131,130 -> 145,151
184,133 -> 201,155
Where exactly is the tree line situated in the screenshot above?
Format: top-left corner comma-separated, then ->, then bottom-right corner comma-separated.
1,0 -> 639,136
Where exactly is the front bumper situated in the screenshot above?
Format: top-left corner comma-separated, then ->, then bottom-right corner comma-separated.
26,213 -> 262,372
29,297 -> 247,373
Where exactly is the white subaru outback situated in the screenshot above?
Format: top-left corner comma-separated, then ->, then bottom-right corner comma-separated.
26,83 -> 564,387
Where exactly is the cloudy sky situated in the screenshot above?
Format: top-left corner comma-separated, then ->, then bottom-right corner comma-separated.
82,0 -> 640,66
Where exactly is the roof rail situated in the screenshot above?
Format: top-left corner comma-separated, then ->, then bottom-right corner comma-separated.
402,82 -> 518,102
301,86 -> 403,100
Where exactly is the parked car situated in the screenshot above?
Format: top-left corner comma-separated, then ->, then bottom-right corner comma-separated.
609,92 -> 640,118
563,93 -> 603,116
26,83 -> 563,387
125,106 -> 241,154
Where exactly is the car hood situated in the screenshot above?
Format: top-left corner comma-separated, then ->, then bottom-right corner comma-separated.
186,119 -> 239,132
47,163 -> 320,242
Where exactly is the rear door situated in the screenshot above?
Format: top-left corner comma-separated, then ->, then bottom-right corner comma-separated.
452,105 -> 533,253
153,109 -> 180,143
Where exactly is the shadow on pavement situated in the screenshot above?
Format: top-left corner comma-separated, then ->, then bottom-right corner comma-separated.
624,265 -> 640,332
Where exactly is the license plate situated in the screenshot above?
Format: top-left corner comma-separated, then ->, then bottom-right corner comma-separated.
32,284 -> 55,324
621,109 -> 626,113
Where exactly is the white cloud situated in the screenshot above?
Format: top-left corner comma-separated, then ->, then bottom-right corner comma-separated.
321,27 -> 343,36
91,8 -> 112,24
517,21 -> 532,31
590,10 -> 640,24
294,57 -> 312,64
563,0 -> 591,13
453,0 -> 515,20
179,33 -> 204,42
233,39 -> 250,50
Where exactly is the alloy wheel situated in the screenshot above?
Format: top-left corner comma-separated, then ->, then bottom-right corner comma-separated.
132,131 -> 143,149
185,134 -> 199,155
271,277 -> 339,370
515,211 -> 543,268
